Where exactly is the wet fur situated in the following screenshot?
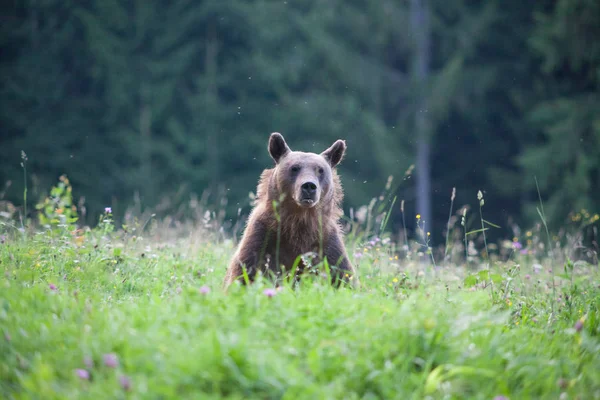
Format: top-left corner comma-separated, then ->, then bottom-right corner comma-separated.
223,135 -> 355,289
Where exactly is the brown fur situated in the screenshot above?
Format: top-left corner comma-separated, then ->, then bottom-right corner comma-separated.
223,132 -> 356,289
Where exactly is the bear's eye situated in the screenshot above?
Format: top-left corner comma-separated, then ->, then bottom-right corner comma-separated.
291,165 -> 301,174
318,167 -> 324,175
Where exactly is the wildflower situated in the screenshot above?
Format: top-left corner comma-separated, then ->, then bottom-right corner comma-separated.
75,369 -> 90,380
84,356 -> 94,369
493,396 -> 509,400
392,278 -> 398,283
512,241 -> 523,250
119,375 -> 132,391
49,283 -> 57,291
557,378 -> 568,389
103,353 -> 119,368
574,319 -> 584,332
416,214 -> 421,220
520,249 -> 528,255
199,286 -> 210,294
105,207 -> 112,213
525,274 -> 531,280
354,252 -> 363,259
263,288 -> 277,298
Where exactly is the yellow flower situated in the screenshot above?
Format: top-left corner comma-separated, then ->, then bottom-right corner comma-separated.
392,278 -> 398,283
424,318 -> 436,330
416,214 -> 421,220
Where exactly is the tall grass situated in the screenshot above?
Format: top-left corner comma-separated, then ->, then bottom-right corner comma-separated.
0,174 -> 599,399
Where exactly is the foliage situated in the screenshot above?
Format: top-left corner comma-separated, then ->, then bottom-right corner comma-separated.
1,209 -> 599,399
35,175 -> 79,233
516,0 -> 600,228
0,0 -> 599,246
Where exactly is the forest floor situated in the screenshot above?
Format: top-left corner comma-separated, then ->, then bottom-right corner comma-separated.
1,210 -> 599,400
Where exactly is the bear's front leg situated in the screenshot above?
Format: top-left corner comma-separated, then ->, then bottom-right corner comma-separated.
223,219 -> 271,289
323,231 -> 356,288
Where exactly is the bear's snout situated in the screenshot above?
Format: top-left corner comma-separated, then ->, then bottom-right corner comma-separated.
299,180 -> 319,207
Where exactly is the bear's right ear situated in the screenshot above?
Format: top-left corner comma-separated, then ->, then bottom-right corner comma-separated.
268,132 -> 291,164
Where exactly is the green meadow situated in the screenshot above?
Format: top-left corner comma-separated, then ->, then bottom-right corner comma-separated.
1,180 -> 599,400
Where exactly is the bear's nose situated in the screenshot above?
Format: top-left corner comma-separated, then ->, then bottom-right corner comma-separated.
301,181 -> 318,197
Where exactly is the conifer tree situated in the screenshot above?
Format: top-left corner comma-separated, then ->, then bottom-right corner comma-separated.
518,0 -> 600,226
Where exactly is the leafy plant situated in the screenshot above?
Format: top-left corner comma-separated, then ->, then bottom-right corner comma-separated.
35,175 -> 79,232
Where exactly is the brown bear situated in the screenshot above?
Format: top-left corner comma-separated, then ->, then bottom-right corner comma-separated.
223,132 -> 356,289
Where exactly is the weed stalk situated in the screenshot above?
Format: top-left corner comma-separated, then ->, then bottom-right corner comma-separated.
535,176 -> 556,317
20,151 -> 28,230
478,190 -> 494,298
444,187 -> 456,263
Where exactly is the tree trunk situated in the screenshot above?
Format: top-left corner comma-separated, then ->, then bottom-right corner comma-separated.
139,95 -> 152,202
411,0 -> 432,239
205,25 -> 219,190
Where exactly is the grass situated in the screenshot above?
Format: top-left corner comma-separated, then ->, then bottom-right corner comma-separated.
1,187 -> 600,399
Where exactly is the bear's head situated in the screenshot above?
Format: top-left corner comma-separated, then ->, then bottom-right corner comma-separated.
267,132 -> 346,209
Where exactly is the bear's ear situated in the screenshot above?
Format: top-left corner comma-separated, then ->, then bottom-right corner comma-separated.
268,132 -> 291,164
321,139 -> 346,168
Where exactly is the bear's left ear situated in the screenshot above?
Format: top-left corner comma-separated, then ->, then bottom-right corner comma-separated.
321,139 -> 346,168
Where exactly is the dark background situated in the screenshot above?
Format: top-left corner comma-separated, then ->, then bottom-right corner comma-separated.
1,0 -> 599,245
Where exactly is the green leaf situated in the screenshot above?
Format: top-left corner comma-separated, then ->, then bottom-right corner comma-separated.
465,228 -> 489,236
464,275 -> 478,288
424,365 -> 445,394
483,219 -> 501,229
489,274 -> 503,284
477,270 -> 490,281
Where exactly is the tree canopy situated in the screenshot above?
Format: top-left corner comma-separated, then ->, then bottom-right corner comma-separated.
1,0 -> 598,244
